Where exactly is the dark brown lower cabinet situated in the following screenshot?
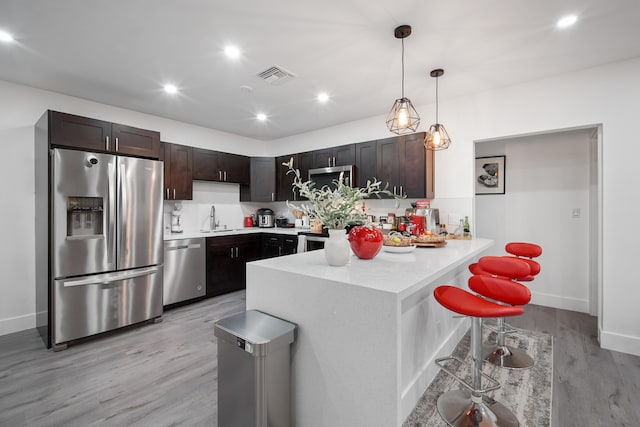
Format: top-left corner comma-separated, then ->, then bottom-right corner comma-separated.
206,235 -> 261,297
261,234 -> 298,258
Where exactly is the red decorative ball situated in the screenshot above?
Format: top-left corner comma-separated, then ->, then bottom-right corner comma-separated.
348,226 -> 383,259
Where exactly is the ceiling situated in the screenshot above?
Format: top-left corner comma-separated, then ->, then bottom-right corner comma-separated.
1,1 -> 639,141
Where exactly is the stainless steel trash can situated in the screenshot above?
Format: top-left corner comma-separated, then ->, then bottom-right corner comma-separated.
214,310 -> 297,427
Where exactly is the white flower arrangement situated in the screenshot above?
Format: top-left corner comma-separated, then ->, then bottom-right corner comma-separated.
283,158 -> 399,230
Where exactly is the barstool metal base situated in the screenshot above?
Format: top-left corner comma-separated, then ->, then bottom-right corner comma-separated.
437,390 -> 520,427
484,345 -> 534,369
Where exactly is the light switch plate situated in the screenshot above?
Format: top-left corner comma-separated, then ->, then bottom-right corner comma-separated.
572,208 -> 581,218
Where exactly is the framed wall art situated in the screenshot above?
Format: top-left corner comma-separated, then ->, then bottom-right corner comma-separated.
475,155 -> 505,195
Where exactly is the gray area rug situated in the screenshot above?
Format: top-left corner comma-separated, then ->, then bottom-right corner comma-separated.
403,327 -> 553,427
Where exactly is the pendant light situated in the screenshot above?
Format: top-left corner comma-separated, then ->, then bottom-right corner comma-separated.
424,69 -> 452,150
386,25 -> 420,135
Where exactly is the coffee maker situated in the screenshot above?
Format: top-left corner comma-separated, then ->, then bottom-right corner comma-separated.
171,202 -> 183,233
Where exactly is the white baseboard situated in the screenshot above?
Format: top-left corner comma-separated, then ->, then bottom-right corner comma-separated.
600,330 -> 640,357
0,312 -> 35,336
530,291 -> 589,313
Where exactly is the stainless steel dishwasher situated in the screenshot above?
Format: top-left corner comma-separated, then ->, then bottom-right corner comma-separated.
163,238 -> 206,306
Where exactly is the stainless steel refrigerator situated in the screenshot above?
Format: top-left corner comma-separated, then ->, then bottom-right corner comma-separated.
47,148 -> 163,350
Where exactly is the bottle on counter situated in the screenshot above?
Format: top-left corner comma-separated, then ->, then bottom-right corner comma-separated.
463,216 -> 471,238
454,219 -> 464,238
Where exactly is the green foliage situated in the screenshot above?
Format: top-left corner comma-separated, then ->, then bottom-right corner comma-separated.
283,157 -> 399,230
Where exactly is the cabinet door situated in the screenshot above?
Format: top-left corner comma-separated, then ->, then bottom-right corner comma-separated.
376,137 -> 401,198
355,140 -> 377,188
222,153 -> 250,185
399,134 -> 426,198
297,151 -> 313,181
281,236 -> 298,255
276,154 -> 297,201
241,157 -> 276,202
334,144 -> 355,166
312,148 -> 335,168
111,123 -> 160,159
49,111 -> 111,152
192,148 -> 222,181
165,143 -> 193,200
261,234 -> 282,259
206,237 -> 240,297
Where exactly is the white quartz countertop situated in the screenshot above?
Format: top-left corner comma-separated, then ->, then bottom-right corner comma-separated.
163,226 -> 301,240
248,238 -> 493,298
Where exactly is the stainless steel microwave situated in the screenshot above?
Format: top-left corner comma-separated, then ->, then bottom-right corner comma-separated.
308,165 -> 355,189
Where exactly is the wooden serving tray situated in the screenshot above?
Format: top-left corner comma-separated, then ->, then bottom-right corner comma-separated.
414,241 -> 447,248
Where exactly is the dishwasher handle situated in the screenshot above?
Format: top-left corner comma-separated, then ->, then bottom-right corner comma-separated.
166,243 -> 201,251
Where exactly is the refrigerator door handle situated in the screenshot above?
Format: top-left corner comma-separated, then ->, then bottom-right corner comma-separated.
63,266 -> 160,287
118,161 -> 127,265
107,160 -> 117,267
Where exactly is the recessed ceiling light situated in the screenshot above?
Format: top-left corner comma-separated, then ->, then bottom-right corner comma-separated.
0,30 -> 15,43
557,14 -> 578,29
256,113 -> 267,121
317,92 -> 330,103
225,45 -> 241,59
163,84 -> 178,94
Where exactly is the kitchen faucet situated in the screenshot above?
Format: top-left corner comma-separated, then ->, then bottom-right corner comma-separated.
210,205 -> 218,230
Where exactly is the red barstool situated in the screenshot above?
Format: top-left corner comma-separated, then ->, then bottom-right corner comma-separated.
505,242 -> 542,282
475,256 -> 533,369
434,285 -> 523,427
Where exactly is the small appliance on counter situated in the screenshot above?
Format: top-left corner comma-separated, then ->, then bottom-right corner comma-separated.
256,208 -> 274,228
275,216 -> 294,228
171,202 -> 183,233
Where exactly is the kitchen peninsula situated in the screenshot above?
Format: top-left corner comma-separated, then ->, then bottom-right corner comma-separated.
246,238 -> 493,426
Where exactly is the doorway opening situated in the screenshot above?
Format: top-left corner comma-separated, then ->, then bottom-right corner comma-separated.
473,125 -> 602,328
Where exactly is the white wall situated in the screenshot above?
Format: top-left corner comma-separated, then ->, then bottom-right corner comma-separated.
475,130 -> 592,313
2,56 -> 640,356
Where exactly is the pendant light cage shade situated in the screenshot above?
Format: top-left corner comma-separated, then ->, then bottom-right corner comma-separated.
387,25 -> 420,135
424,68 -> 452,150
386,97 -> 421,134
424,123 -> 452,150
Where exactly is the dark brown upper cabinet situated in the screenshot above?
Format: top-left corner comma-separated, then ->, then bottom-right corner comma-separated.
276,154 -> 297,201
375,133 -> 433,199
312,144 -> 355,168
48,111 -> 160,159
355,140 -> 378,188
192,148 -> 249,185
240,157 -> 276,202
162,142 -> 193,201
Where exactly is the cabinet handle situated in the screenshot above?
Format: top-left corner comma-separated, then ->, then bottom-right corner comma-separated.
400,185 -> 403,196
393,186 -> 397,195
223,171 -> 227,181
333,156 -> 336,167
173,188 -> 176,199
271,193 -> 275,202
235,247 -> 239,257
279,247 -> 282,256
115,137 -> 119,152
219,171 -> 222,180
105,136 -> 110,151
166,188 -> 169,199
230,248 -> 234,259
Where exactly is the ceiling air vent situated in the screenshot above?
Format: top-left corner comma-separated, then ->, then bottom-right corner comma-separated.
257,65 -> 297,85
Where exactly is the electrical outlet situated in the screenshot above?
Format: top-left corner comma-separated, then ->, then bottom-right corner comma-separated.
572,208 -> 581,218
448,214 -> 462,226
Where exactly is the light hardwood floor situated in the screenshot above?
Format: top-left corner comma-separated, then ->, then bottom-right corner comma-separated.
1,292 -> 639,426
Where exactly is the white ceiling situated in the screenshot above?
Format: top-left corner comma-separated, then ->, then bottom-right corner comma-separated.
1,0 -> 639,140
